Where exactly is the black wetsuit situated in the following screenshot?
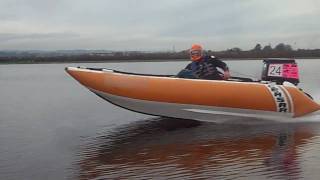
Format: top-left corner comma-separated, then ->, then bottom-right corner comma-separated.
177,56 -> 229,80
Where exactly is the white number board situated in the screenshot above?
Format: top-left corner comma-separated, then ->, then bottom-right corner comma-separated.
268,64 -> 283,77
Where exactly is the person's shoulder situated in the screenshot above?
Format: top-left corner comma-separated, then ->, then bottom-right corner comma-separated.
185,61 -> 196,69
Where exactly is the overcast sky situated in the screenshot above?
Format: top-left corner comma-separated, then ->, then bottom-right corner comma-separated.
0,0 -> 319,51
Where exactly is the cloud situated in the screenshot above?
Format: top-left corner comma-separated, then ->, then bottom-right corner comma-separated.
0,0 -> 319,50
0,32 -> 79,42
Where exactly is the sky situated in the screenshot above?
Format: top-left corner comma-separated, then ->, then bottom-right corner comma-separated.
0,0 -> 319,51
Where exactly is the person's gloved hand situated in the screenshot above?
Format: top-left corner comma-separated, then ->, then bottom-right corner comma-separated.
223,70 -> 230,80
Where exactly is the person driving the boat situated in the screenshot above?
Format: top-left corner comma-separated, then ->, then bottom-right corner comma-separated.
177,44 -> 230,80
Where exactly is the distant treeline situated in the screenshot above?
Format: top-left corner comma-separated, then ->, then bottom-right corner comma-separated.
1,43 -> 320,64
0,51 -> 188,64
210,43 -> 320,59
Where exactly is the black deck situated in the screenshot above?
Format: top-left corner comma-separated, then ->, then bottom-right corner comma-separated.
82,67 -> 256,82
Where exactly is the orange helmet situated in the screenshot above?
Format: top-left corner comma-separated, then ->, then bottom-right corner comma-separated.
190,44 -> 203,61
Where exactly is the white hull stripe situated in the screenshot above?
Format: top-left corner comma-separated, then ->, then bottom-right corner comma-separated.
89,88 -> 294,122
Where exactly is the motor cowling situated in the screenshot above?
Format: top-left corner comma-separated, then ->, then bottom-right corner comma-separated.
261,59 -> 299,85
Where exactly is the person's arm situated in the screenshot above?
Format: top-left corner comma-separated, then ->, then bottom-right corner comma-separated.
212,58 -> 230,80
223,69 -> 230,80
185,63 -> 192,70
176,62 -> 196,78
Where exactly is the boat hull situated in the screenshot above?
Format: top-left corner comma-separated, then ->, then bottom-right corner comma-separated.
66,67 -> 320,121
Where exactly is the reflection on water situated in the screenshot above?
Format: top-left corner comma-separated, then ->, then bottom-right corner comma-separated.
77,118 -> 316,179
1,61 -> 320,179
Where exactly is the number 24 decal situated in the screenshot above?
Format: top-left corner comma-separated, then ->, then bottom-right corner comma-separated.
268,64 -> 283,76
270,66 -> 281,75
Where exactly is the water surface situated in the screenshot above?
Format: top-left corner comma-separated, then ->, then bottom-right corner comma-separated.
1,59 -> 320,179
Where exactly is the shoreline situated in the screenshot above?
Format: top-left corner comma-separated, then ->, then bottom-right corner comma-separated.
0,57 -> 319,65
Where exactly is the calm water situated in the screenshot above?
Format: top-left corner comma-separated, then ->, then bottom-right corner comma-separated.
1,59 -> 320,179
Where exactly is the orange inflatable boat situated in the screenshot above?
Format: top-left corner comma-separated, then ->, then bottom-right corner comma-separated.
65,64 -> 320,121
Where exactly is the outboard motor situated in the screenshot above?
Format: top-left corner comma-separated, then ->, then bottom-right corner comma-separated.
261,59 -> 299,85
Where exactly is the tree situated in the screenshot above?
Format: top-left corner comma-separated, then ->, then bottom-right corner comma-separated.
228,47 -> 242,52
275,43 -> 286,51
253,43 -> 262,51
275,43 -> 292,51
262,45 -> 273,51
284,44 -> 293,51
